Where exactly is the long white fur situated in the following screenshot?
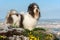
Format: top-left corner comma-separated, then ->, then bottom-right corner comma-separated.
11,15 -> 21,27
23,13 -> 37,30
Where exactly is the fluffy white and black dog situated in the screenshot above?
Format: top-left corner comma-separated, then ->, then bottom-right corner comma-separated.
5,3 -> 40,30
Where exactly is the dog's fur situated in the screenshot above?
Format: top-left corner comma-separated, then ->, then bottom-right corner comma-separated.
5,3 -> 40,30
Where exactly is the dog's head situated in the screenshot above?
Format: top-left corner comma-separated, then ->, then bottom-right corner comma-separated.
27,3 -> 40,19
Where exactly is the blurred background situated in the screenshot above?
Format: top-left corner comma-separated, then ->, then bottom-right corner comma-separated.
0,0 -> 60,20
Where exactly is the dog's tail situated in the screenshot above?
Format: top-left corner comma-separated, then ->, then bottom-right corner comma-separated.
8,9 -> 17,14
6,9 -> 17,18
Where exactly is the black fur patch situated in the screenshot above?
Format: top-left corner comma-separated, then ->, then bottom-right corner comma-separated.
28,3 -> 35,18
19,14 -> 24,28
7,14 -> 13,24
16,13 -> 19,16
29,11 -> 34,18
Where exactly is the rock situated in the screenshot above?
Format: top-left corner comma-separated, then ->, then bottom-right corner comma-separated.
0,23 -> 59,40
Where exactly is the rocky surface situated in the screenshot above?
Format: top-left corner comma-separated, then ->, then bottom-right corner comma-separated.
0,23 -> 59,40
0,23 -> 29,40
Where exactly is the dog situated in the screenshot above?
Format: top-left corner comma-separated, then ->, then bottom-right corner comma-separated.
5,3 -> 40,30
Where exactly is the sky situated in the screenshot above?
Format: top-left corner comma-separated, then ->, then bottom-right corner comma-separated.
0,0 -> 60,19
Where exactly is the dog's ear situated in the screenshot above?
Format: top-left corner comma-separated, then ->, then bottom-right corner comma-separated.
27,3 -> 34,12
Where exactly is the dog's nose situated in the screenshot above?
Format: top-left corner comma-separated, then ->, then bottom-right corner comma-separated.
36,9 -> 38,12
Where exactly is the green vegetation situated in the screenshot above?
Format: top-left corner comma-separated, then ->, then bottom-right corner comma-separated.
0,35 -> 9,40
0,26 -> 59,40
23,28 -> 57,40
